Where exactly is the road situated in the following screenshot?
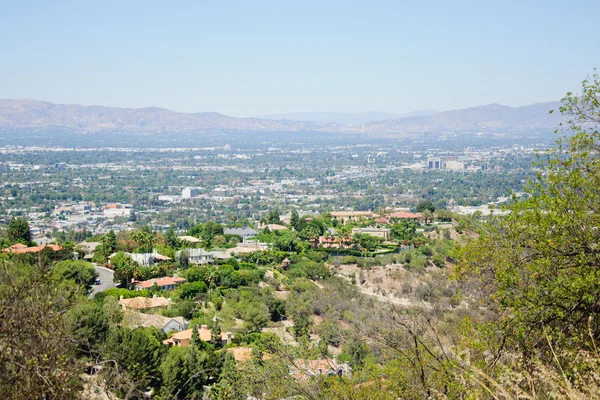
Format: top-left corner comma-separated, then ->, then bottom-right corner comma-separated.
90,265 -> 115,298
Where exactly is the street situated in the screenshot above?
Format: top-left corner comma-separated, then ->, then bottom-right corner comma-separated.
90,265 -> 115,298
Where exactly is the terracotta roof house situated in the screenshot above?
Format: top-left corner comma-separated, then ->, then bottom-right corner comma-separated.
132,276 -> 186,291
3,244 -> 63,254
163,324 -> 233,346
119,296 -> 171,310
388,211 -> 421,220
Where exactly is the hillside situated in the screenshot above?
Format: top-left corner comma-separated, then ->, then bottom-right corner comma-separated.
0,98 -> 562,136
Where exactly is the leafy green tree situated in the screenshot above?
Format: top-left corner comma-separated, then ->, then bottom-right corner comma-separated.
102,327 -> 166,392
101,230 -> 117,260
7,217 -> 31,244
290,209 -> 300,230
416,200 -> 435,213
241,302 -> 271,333
51,260 -> 97,291
0,261 -> 84,399
266,209 -> 281,224
165,227 -> 179,249
458,71 -> 600,356
67,302 -> 109,355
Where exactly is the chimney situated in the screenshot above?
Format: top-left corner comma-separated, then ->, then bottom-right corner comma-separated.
201,324 -> 208,329
226,332 -> 232,344
318,368 -> 322,375
153,294 -> 156,298
119,295 -> 124,301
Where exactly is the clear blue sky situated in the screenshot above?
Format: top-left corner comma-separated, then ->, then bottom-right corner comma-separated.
1,0 -> 598,117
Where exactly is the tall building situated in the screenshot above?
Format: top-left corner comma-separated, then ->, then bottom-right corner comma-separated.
182,187 -> 198,199
427,157 -> 441,169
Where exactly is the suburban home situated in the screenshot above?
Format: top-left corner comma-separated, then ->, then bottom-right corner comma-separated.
125,311 -> 188,334
3,243 -> 63,254
177,235 -> 202,244
128,250 -> 172,267
290,358 -> 352,380
76,241 -> 100,260
176,248 -> 214,265
318,236 -> 351,249
163,324 -> 233,346
387,211 -> 421,221
330,211 -> 376,224
119,295 -> 171,311
230,239 -> 270,254
351,227 -> 391,241
223,226 -> 258,238
132,276 -> 186,291
261,223 -> 288,231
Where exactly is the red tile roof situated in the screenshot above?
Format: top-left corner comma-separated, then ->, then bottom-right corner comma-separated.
3,244 -> 63,254
135,276 -> 186,289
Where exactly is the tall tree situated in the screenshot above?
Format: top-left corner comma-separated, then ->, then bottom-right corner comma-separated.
7,217 -> 31,244
458,70 -> 600,357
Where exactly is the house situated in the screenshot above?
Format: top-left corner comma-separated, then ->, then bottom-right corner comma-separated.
125,311 -> 188,334
128,250 -> 172,267
163,324 -> 233,346
352,227 -> 391,241
76,241 -> 100,260
133,276 -> 186,291
318,236 -> 350,249
330,211 -> 376,224
177,235 -> 201,244
2,244 -> 63,254
290,358 -> 352,380
119,295 -> 171,311
387,211 -> 421,221
176,248 -> 214,265
261,223 -> 288,231
223,226 -> 258,238
230,239 -> 270,254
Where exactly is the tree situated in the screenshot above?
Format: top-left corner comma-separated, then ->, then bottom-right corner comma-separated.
165,227 -> 179,249
51,260 -> 97,291
0,261 -> 84,399
7,217 -> 31,244
416,200 -> 435,213
266,209 -> 281,224
290,209 -> 300,230
101,230 -> 117,260
67,302 -> 109,355
458,71 -> 600,357
242,302 -> 271,333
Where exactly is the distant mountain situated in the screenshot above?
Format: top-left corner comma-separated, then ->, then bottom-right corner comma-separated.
0,99 -> 334,134
0,99 -> 562,137
349,102 -> 562,134
257,109 -> 439,125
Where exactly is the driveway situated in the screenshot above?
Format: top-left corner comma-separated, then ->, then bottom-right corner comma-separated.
90,265 -> 115,298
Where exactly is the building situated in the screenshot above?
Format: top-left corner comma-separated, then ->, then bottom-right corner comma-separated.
119,296 -> 171,311
125,311 -> 187,334
128,250 -> 172,267
2,243 -> 63,254
133,276 -> 186,291
163,324 -> 233,346
427,157 -> 442,169
223,226 -> 258,238
182,187 -> 198,199
445,160 -> 465,171
351,227 -> 391,241
177,248 -> 214,265
330,211 -> 375,224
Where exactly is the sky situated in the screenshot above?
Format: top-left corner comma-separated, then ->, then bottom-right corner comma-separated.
1,0 -> 599,117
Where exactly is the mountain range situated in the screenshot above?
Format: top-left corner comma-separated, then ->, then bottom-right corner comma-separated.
256,110 -> 439,125
0,98 -> 563,136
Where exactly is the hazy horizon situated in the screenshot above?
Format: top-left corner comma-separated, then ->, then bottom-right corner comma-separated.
1,1 -> 599,117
